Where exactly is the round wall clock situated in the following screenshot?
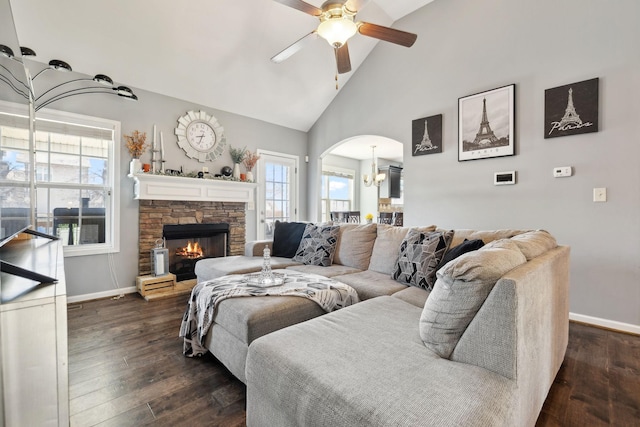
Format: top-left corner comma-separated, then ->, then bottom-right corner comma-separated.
174,110 -> 226,162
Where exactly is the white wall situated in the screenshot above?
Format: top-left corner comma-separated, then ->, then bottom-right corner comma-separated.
308,0 -> 640,328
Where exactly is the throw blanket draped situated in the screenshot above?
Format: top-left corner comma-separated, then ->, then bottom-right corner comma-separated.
180,271 -> 359,356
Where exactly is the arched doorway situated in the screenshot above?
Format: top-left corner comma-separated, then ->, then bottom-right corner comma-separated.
320,135 -> 403,223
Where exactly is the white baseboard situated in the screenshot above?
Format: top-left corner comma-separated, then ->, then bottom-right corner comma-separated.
67,286 -> 137,304
570,312 -> 640,335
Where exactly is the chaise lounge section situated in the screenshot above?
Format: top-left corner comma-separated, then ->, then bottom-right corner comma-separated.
194,223 -> 570,426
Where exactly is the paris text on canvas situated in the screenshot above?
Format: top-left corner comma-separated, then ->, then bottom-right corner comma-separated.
544,78 -> 598,139
412,114 -> 443,156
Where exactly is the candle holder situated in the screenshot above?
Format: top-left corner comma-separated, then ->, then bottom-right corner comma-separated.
151,149 -> 160,174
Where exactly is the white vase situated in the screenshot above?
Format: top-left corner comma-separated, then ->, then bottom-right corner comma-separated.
129,158 -> 141,175
246,170 -> 253,182
233,163 -> 241,179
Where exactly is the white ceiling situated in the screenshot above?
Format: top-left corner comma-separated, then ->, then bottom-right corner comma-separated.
9,0 -> 433,134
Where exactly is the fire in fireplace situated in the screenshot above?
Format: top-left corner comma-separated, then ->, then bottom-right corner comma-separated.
163,223 -> 229,282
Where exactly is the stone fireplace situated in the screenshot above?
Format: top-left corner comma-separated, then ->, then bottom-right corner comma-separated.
138,199 -> 245,278
129,174 -> 257,298
163,223 -> 229,282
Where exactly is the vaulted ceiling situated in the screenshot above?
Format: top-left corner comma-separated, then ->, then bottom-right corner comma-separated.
10,0 -> 433,132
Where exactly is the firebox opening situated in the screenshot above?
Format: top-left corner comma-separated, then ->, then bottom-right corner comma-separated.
163,223 -> 229,282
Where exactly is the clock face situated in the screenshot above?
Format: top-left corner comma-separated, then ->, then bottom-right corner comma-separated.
186,121 -> 216,152
175,110 -> 226,162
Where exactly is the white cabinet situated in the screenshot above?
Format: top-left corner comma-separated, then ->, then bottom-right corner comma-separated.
0,235 -> 69,426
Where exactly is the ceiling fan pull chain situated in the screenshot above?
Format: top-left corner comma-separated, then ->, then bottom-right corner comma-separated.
335,72 -> 339,90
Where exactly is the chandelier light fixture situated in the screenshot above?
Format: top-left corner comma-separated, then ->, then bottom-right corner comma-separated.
363,145 -> 386,187
0,44 -> 138,111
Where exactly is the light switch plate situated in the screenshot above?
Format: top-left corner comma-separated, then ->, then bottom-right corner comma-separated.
593,187 -> 607,202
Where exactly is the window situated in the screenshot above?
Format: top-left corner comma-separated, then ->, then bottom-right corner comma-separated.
0,105 -> 120,256
321,166 -> 354,222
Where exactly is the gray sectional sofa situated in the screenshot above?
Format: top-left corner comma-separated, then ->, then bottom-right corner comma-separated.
194,223 -> 570,426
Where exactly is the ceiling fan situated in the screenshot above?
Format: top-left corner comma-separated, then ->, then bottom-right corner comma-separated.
271,0 -> 418,75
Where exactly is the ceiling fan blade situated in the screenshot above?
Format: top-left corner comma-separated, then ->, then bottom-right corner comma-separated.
345,0 -> 370,13
271,31 -> 318,63
357,22 -> 417,47
272,0 -> 322,16
335,43 -> 352,74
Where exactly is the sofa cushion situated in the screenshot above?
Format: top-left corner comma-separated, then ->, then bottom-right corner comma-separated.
333,223 -> 377,270
272,221 -> 307,258
293,224 -> 340,266
392,286 -> 430,308
509,230 -> 557,260
440,238 -> 485,267
419,239 -> 527,358
246,297 -> 516,427
392,229 -> 454,291
286,264 -> 361,278
195,255 -> 300,282
333,270 -> 408,300
368,224 -> 436,275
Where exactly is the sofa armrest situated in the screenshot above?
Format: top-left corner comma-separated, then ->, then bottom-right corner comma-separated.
245,240 -> 274,256
451,245 -> 570,426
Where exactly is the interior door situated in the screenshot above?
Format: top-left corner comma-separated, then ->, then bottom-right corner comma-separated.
256,151 -> 298,240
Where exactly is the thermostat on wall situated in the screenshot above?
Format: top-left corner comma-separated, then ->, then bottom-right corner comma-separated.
494,171 -> 516,185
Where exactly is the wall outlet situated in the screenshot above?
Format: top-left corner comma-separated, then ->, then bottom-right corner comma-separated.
593,187 -> 607,202
553,166 -> 572,177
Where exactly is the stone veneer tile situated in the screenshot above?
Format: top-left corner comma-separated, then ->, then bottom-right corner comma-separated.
138,200 -> 246,276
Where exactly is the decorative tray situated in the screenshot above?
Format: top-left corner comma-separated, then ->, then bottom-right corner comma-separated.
244,271 -> 286,287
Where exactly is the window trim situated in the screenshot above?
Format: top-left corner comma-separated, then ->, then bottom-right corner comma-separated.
0,102 -> 120,256
321,164 -> 355,222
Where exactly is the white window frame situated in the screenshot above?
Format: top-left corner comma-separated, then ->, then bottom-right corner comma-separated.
321,164 -> 355,222
0,102 -> 120,257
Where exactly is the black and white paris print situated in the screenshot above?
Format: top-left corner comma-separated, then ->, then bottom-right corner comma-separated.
545,78 -> 599,139
412,114 -> 443,156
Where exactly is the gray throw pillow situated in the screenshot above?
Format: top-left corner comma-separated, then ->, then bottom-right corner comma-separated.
419,239 -> 527,358
333,223 -> 377,270
392,229 -> 454,290
293,224 -> 340,266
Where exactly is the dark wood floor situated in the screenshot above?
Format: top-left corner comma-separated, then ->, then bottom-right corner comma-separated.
67,293 -> 640,427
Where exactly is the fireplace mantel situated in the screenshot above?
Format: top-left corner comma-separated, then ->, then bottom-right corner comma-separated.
129,173 -> 257,203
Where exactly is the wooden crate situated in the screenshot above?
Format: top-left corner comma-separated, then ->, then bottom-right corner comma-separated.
136,274 -> 176,300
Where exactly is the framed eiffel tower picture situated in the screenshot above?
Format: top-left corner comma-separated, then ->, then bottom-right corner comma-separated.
544,78 -> 598,139
458,84 -> 515,161
412,114 -> 443,156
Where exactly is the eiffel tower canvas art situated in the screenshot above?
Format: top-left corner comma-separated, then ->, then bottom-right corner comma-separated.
458,84 -> 515,161
545,78 -> 599,139
412,114 -> 442,156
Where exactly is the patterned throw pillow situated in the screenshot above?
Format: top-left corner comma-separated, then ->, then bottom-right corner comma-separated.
392,229 -> 454,290
293,224 -> 340,266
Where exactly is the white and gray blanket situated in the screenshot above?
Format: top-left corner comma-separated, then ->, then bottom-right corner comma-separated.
180,271 -> 359,356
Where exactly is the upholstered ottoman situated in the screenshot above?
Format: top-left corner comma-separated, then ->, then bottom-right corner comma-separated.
183,272 -> 359,384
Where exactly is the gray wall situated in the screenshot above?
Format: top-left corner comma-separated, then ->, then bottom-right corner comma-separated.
11,63 -> 307,297
308,0 -> 640,327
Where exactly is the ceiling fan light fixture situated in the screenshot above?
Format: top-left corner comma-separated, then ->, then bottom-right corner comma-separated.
317,17 -> 357,48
